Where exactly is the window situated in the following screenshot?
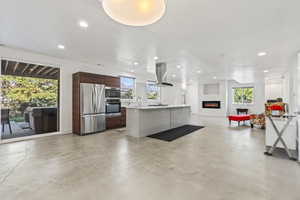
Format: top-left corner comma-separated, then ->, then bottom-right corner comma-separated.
232,87 -> 254,104
146,81 -> 159,100
120,76 -> 135,99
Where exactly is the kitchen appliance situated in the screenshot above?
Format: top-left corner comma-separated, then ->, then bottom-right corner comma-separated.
106,99 -> 121,115
156,62 -> 173,87
80,83 -> 106,135
105,87 -> 121,98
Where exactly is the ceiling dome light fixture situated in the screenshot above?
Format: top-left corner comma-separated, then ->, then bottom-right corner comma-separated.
101,0 -> 166,26
258,52 -> 267,56
57,44 -> 65,50
79,20 -> 89,28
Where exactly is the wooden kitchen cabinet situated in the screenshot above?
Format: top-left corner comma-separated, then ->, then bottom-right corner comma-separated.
72,72 -> 121,134
105,108 -> 126,129
78,72 -> 106,84
104,76 -> 120,88
106,116 -> 122,129
74,72 -> 120,86
120,107 -> 126,127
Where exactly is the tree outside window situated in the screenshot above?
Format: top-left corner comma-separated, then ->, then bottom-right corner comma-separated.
146,81 -> 159,100
0,75 -> 58,121
232,87 -> 254,104
120,76 -> 135,99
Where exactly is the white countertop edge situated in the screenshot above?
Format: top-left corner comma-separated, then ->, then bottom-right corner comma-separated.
126,105 -> 191,110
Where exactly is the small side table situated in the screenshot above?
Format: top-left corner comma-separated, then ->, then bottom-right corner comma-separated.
264,115 -> 298,161
237,108 -> 248,115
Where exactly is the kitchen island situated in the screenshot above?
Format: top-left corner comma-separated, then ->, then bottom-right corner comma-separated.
126,105 -> 191,137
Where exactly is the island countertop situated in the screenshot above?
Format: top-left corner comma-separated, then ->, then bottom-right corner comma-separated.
126,105 -> 190,110
126,105 -> 191,137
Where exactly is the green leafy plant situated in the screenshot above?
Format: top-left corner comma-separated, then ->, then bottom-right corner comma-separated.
0,75 -> 58,120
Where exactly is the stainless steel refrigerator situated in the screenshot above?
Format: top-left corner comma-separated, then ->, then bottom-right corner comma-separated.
80,83 -> 106,135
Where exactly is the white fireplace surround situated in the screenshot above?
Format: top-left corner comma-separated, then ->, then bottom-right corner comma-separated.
198,80 -> 228,117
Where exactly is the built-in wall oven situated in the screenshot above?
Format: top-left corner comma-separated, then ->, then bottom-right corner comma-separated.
106,99 -> 121,115
105,87 -> 121,99
105,87 -> 121,116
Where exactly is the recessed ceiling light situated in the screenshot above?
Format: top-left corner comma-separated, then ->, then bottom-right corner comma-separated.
177,65 -> 181,69
133,62 -> 139,66
79,20 -> 89,28
172,74 -> 176,78
213,76 -> 217,79
263,70 -> 269,73
154,56 -> 159,60
57,44 -> 65,49
197,70 -> 201,73
258,52 -> 267,56
130,69 -> 135,73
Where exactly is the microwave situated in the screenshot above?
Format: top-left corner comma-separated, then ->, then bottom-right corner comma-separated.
105,87 -> 121,99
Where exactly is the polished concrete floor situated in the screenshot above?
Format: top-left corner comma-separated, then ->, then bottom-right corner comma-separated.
0,115 -> 299,200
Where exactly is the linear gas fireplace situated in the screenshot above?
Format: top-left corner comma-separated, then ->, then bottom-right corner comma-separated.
202,101 -> 221,109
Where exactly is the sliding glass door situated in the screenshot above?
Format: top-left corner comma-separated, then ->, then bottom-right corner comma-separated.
0,59 -> 60,140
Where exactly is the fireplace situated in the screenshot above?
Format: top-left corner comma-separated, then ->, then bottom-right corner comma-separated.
202,101 -> 221,109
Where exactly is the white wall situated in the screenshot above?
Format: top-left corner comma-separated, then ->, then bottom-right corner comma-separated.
227,80 -> 265,114
132,81 -> 184,106
161,84 -> 185,105
198,80 -> 228,117
186,81 -> 199,114
296,53 -> 300,162
265,79 -> 284,100
265,73 -> 290,104
297,53 -> 300,111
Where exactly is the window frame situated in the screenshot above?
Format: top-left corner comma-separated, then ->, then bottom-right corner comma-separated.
120,76 -> 136,100
232,86 -> 254,105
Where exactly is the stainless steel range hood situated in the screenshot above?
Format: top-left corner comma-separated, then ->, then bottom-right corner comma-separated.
155,62 -> 173,87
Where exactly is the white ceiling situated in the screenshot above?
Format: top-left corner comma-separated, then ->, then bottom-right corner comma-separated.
1,0 -> 300,83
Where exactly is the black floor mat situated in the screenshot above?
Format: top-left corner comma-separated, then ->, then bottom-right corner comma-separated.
147,125 -> 204,142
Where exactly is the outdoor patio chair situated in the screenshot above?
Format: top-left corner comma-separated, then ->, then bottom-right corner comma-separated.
1,108 -> 12,134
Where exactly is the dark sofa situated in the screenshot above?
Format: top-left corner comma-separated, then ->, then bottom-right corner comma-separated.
27,107 -> 58,134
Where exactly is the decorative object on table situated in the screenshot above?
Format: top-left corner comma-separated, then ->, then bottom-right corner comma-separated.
228,115 -> 251,126
250,113 -> 265,129
236,108 -> 248,115
265,102 -> 288,117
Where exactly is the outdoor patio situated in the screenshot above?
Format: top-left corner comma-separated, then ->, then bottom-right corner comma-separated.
1,121 -> 35,140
